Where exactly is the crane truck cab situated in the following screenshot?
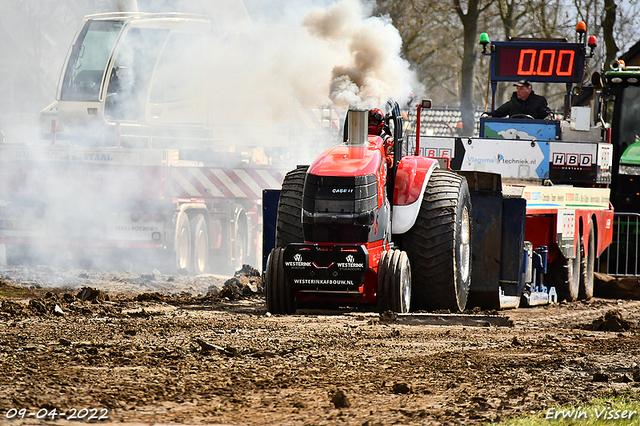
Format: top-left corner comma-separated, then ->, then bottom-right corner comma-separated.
40,13 -> 280,154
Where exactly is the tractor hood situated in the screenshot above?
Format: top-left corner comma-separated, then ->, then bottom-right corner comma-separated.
308,137 -> 383,177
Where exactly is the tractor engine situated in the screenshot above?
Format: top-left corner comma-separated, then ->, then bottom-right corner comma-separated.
301,109 -> 390,245
302,174 -> 382,243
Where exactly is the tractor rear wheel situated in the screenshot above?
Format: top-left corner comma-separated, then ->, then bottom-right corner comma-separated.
376,249 -> 411,313
579,219 -> 595,300
276,166 -> 308,247
265,247 -> 296,314
403,169 -> 472,312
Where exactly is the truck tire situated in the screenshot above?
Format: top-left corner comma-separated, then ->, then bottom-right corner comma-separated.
233,221 -> 247,272
175,212 -> 192,274
190,214 -> 209,275
275,166 -> 308,247
376,249 -> 411,313
547,249 -> 581,302
403,169 -> 472,312
265,247 -> 296,314
579,219 -> 595,300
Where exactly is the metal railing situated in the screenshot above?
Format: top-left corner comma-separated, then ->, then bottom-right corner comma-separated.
598,212 -> 640,276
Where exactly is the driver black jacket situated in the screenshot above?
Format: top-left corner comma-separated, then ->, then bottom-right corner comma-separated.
488,91 -> 552,119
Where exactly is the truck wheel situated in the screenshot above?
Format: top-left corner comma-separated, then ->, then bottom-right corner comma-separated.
579,219 -> 595,300
175,212 -> 192,274
233,222 -> 247,272
547,249 -> 581,302
190,214 -> 209,275
376,250 -> 411,313
276,166 -> 308,247
403,169 -> 472,312
265,247 -> 296,314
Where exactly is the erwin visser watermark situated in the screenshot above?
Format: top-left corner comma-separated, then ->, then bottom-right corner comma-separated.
546,407 -> 638,421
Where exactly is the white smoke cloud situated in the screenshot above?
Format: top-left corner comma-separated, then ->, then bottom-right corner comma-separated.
0,0 -> 422,273
194,0 -> 420,114
302,0 -> 418,109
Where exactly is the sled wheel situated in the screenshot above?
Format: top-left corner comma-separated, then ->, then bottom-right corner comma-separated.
190,214 -> 209,275
276,166 -> 308,247
265,248 -> 296,314
547,248 -> 581,302
175,212 -> 192,274
403,169 -> 472,312
579,219 -> 595,300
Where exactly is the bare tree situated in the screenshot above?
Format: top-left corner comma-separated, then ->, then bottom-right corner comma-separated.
0,0 -> 114,140
496,0 -> 530,39
375,0 -> 464,105
601,0 -> 618,71
453,0 -> 494,136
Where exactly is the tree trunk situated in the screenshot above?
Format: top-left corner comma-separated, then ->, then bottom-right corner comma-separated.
460,19 -> 478,136
454,0 -> 484,136
602,0 -> 618,72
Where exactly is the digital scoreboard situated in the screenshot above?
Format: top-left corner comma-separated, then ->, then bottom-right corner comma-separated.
491,41 -> 586,84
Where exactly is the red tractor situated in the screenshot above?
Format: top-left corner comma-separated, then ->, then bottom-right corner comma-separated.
264,100 -> 472,313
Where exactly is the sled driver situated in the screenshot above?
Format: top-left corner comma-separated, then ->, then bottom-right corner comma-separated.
487,79 -> 553,119
369,108 -> 394,167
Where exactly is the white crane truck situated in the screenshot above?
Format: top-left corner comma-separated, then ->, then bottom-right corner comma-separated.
0,12 -> 341,274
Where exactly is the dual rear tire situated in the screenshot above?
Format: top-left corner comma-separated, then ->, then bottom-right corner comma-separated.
579,219 -> 595,300
547,218 -> 595,302
265,247 -> 296,314
174,212 -> 210,275
265,166 -> 308,314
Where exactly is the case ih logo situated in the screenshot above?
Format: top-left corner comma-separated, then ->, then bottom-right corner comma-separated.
332,188 -> 354,194
552,153 -> 592,168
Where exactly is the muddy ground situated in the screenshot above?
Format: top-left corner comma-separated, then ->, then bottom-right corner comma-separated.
0,265 -> 639,425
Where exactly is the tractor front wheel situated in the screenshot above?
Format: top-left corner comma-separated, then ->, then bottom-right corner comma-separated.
376,249 -> 411,313
265,247 -> 296,314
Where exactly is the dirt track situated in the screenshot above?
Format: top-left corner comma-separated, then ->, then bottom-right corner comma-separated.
0,266 -> 639,425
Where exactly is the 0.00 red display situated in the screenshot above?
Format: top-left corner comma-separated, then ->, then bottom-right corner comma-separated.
517,49 -> 574,76
498,47 -> 577,79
